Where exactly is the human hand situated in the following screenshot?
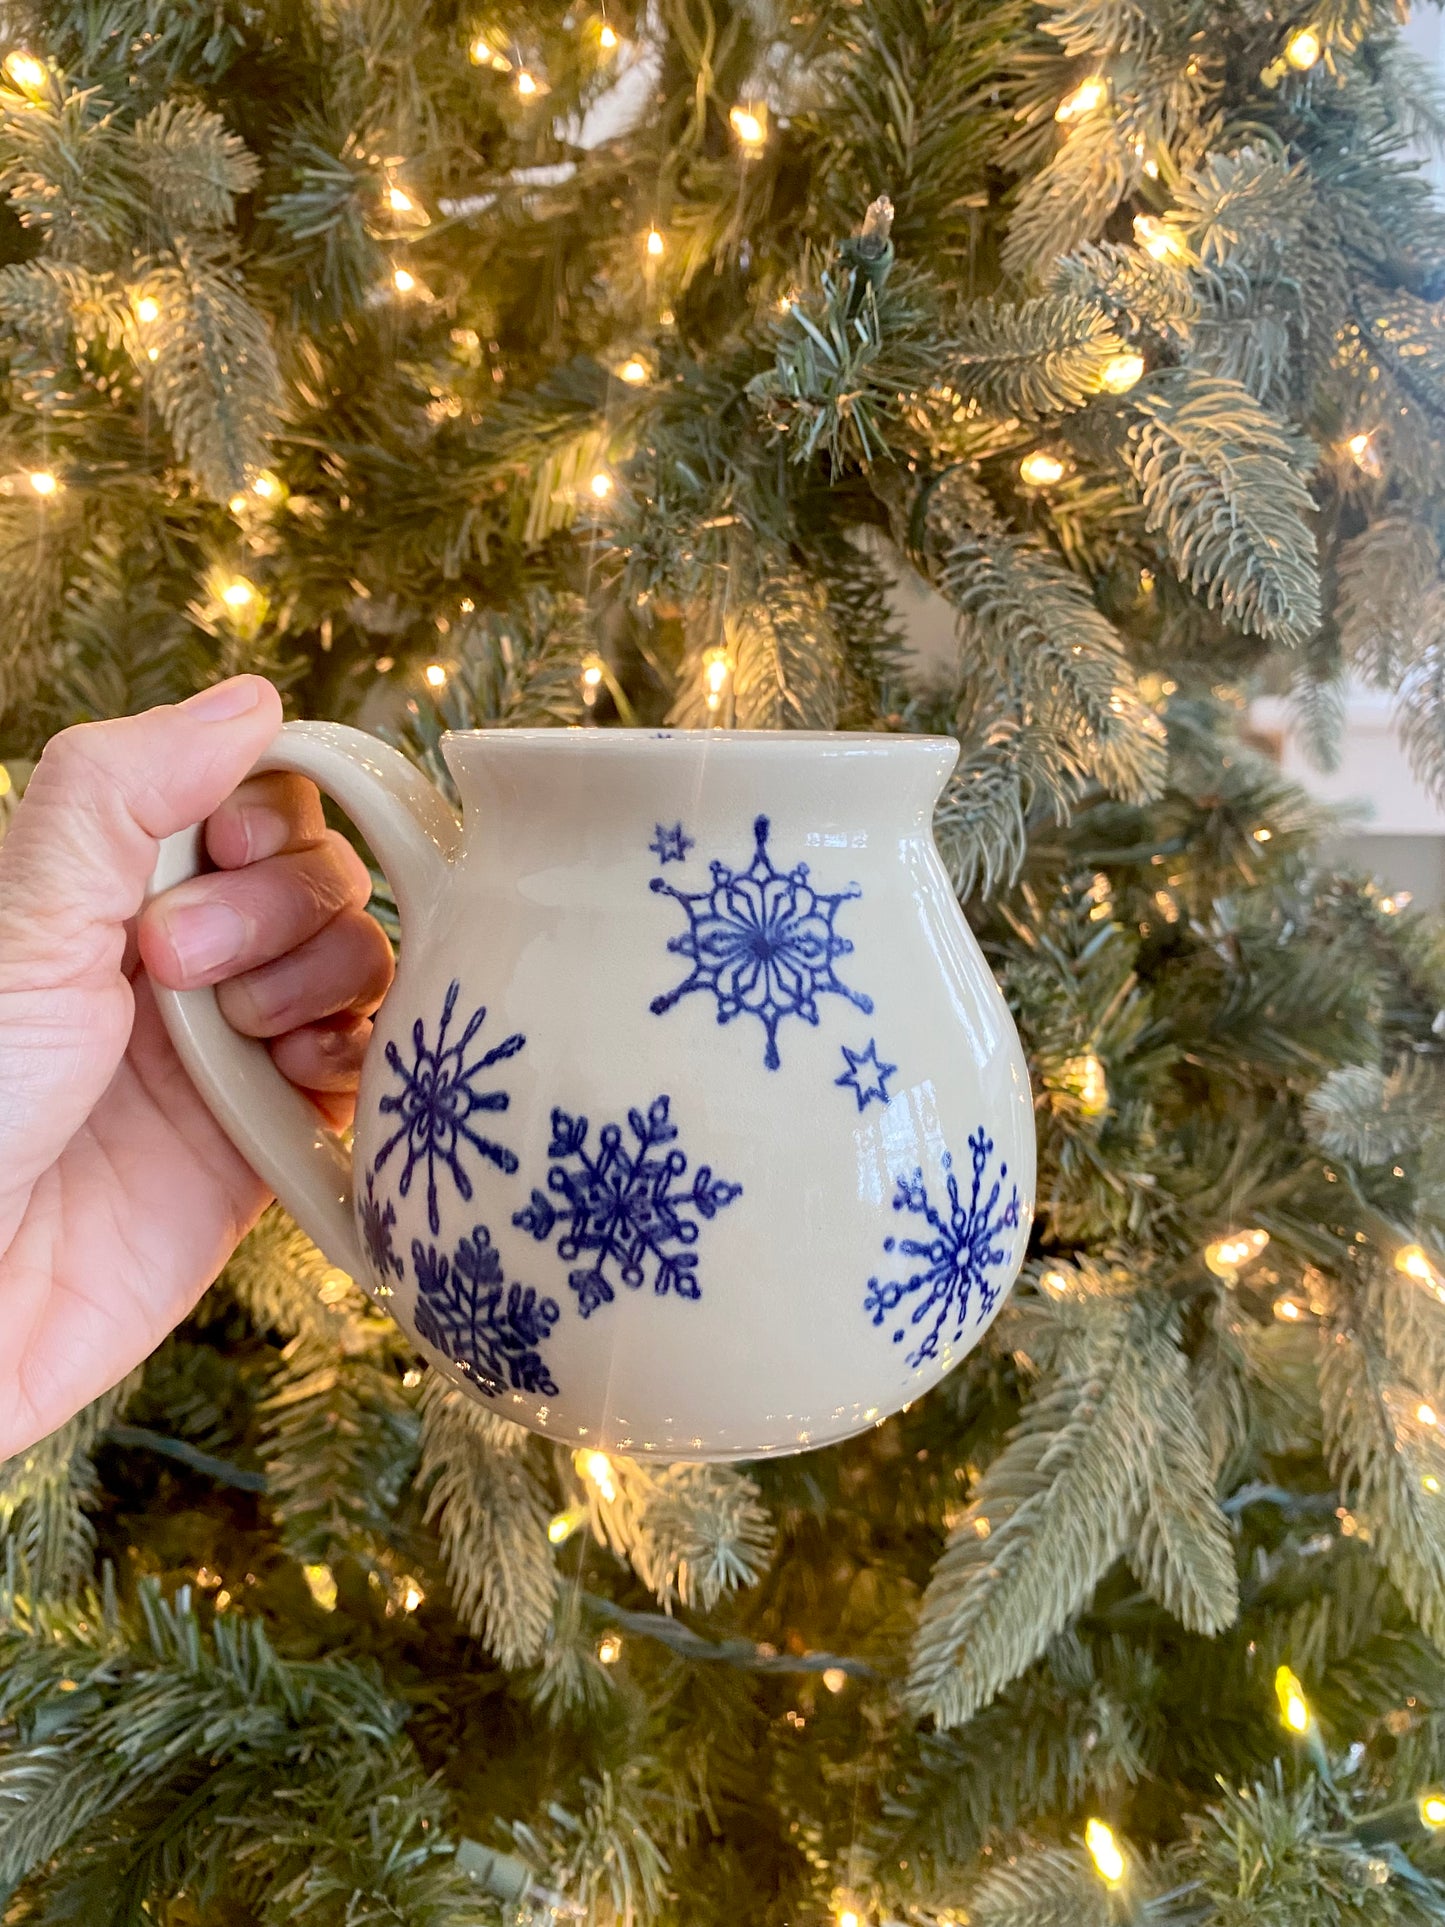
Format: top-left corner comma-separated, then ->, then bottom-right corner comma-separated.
0,678 -> 395,1459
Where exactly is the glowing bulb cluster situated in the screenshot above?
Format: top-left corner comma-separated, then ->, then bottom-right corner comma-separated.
1204,1227 -> 1270,1280
1397,1244 -> 1445,1302
1276,1663 -> 1311,1734
1085,1818 -> 1126,1887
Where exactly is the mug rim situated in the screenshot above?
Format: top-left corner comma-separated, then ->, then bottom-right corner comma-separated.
440,726 -> 957,751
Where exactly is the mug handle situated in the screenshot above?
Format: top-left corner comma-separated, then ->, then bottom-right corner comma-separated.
145,719 -> 462,1284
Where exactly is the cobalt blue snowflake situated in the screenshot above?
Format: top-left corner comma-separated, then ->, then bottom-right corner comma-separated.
836,1038 -> 896,1112
650,821 -> 693,864
864,1127 -> 1022,1369
649,813 -> 872,1071
512,1095 -> 742,1317
359,1168 -> 403,1282
374,979 -> 526,1237
412,1223 -> 560,1399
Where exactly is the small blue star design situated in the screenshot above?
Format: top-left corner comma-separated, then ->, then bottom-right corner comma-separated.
836,1039 -> 896,1111
650,822 -> 694,864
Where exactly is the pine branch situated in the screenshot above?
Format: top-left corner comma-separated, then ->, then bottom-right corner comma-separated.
416,1377 -> 557,1670
257,1336 -> 419,1568
127,100 -> 258,233
1335,514 -> 1441,685
1129,1321 -> 1240,1635
943,293 -> 1125,419
907,1290 -> 1150,1727
1123,370 -> 1322,648
1051,239 -> 1198,346
584,1457 -> 775,1612
139,236 -> 282,499
1395,587 -> 1445,805
1321,1306 -> 1445,1648
0,1373 -> 140,1599
961,1844 -> 1116,1927
1002,115 -> 1138,282
1170,145 -> 1311,268
670,571 -> 843,730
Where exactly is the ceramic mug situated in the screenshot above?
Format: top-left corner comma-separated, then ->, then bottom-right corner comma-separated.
149,724 -> 1036,1460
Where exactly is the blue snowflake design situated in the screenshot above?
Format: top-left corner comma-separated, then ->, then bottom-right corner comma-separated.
373,979 -> 526,1237
836,1038 -> 896,1112
359,1168 -> 403,1282
412,1223 -> 560,1399
864,1127 -> 1022,1370
650,821 -> 693,864
512,1095 -> 742,1317
649,814 -> 872,1071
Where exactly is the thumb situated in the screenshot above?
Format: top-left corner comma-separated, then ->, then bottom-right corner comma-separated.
0,678 -> 284,985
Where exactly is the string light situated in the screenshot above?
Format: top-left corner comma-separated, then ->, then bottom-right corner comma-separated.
1019,450 -> 1065,486
1274,1296 -> 1304,1322
1056,76 -> 1106,122
1204,1228 -> 1270,1280
400,1577 -> 425,1612
646,225 -> 665,258
548,1507 -> 585,1544
729,104 -> 766,149
1421,1794 -> 1445,1828
26,470 -> 58,496
3,51 -> 45,91
1252,826 -> 1272,843
1040,1268 -> 1071,1296
302,1564 -> 338,1611
701,645 -> 732,713
1276,1663 -> 1311,1734
1285,25 -> 1322,68
1419,1403 -> 1437,1427
835,1910 -> 860,1927
469,33 -> 493,63
822,1666 -> 847,1693
597,1632 -> 623,1664
220,577 -> 255,609
393,266 -> 417,293
1133,214 -> 1181,260
579,1448 -> 617,1502
1380,891 -> 1412,915
136,295 -> 160,324
589,469 -> 614,499
1100,351 -> 1145,393
1397,1244 -> 1445,1301
1347,431 -> 1372,461
1060,1052 -> 1109,1116
580,655 -> 605,691
619,356 -> 650,384
1085,1818 -> 1126,1887
424,662 -> 448,688
599,21 -> 619,47
251,472 -> 280,500
515,68 -> 538,95
1426,1475 -> 1441,1495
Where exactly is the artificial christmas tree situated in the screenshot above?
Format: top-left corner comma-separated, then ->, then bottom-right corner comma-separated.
5,0 -> 1445,1921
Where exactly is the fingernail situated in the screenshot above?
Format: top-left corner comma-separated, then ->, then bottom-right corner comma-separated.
237,804 -> 291,863
181,676 -> 265,721
160,900 -> 247,979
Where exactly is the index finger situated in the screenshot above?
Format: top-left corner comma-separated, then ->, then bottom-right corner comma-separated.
204,771 -> 327,870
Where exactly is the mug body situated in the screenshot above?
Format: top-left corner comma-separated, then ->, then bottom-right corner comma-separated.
351,730 -> 1035,1459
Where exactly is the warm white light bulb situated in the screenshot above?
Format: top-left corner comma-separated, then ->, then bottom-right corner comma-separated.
729,104 -> 766,148
646,225 -> 665,258
580,655 -> 605,689
1204,1228 -> 1270,1279
388,185 -> 417,214
27,469 -> 57,496
1100,351 -> 1145,393
252,472 -> 279,500
1285,26 -> 1322,68
702,647 -> 732,696
221,578 -> 255,609
1085,1818 -> 1126,1886
580,1449 -> 617,1502
1060,1051 -> 1108,1114
589,470 -> 614,499
393,267 -> 417,293
599,21 -> 619,47
469,33 -> 491,63
424,662 -> 447,688
619,357 -> 649,384
597,1632 -> 623,1664
516,68 -> 538,95
1276,1664 -> 1310,1733
1133,214 -> 1181,261
4,51 -> 45,91
1020,451 -> 1065,486
1056,76 -> 1106,122
136,295 -> 160,324
1423,1793 -> 1445,1829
